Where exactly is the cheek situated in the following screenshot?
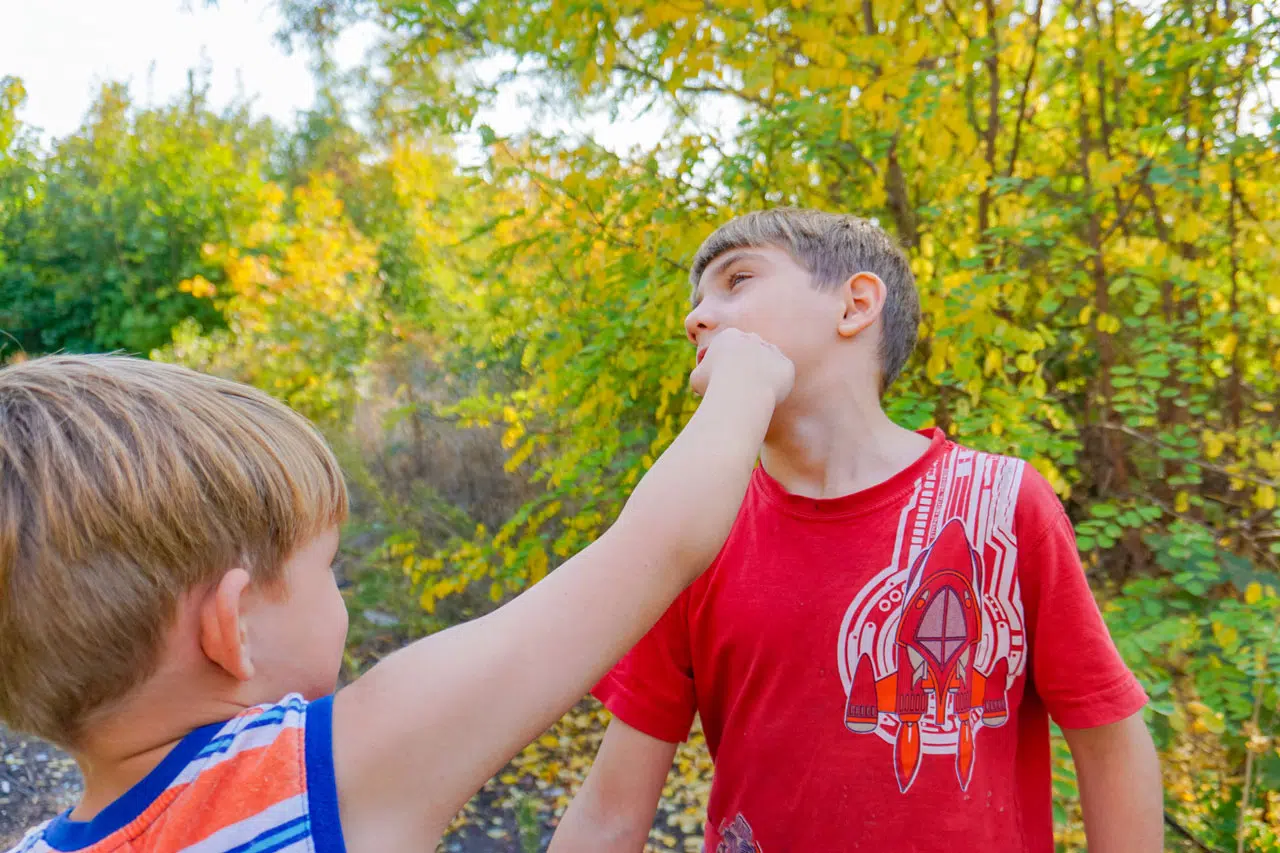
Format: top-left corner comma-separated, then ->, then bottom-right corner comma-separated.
294,578 -> 348,654
324,581 -> 350,647
744,303 -> 808,351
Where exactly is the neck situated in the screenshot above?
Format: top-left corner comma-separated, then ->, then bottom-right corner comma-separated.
761,376 -> 932,499
68,641 -> 257,820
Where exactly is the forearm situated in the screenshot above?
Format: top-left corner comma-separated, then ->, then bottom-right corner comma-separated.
613,374 -> 774,571
549,794 -> 653,853
1067,715 -> 1164,853
550,721 -> 673,853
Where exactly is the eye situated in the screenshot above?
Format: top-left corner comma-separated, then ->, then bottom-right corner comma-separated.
728,271 -> 750,288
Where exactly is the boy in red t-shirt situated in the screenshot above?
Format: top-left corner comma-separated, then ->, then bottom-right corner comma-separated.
549,209 -> 1163,853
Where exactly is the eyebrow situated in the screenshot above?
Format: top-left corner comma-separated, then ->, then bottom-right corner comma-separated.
692,250 -> 768,306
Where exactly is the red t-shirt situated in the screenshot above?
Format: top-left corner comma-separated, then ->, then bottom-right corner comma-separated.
594,429 -> 1147,853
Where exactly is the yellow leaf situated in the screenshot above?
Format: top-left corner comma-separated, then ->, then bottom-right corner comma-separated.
860,80 -> 885,111
1254,485 -> 1277,511
1175,491 -> 1190,513
489,581 -> 504,602
1015,353 -> 1037,372
1095,160 -> 1127,187
1174,215 -> 1207,243
904,41 -> 928,66
1212,621 -> 1238,648
1245,582 -> 1263,605
502,422 -> 525,449
527,547 -> 549,584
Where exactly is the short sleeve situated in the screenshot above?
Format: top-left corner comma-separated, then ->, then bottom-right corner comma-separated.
592,589 -> 697,743
1017,471 -> 1148,730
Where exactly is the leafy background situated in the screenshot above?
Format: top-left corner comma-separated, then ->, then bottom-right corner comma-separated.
2,1 -> 1278,850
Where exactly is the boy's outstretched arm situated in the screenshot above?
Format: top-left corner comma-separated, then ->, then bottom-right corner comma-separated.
332,329 -> 793,850
1064,710 -> 1164,853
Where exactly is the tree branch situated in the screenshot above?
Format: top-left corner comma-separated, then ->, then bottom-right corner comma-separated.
496,142 -> 690,276
1099,158 -> 1156,243
612,60 -> 773,110
1100,423 -> 1280,489
1006,0 -> 1045,178
1165,812 -> 1229,853
885,134 -> 919,248
940,0 -> 977,40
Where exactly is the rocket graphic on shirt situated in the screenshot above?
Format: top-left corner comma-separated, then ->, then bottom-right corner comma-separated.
837,447 -> 1028,793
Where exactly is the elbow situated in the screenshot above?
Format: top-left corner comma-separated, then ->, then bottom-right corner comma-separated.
608,512 -> 728,572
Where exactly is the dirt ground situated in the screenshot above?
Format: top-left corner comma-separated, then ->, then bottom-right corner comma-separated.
0,726 -> 81,849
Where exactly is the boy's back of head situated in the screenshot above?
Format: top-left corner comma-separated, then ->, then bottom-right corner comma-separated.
0,354 -> 347,747
689,208 -> 920,391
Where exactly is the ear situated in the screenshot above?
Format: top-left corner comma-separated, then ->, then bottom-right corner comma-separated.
199,568 -> 255,681
836,272 -> 887,339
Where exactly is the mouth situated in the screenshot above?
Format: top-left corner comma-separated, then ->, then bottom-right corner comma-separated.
695,347 -> 707,365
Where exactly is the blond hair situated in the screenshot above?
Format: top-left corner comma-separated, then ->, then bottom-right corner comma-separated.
0,354 -> 348,745
690,208 -> 920,391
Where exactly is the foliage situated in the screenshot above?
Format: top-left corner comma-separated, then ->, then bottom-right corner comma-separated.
0,77 -> 277,355
0,79 -> 36,278
278,1 -> 1280,847
3,0 -> 1278,848
164,174 -> 382,424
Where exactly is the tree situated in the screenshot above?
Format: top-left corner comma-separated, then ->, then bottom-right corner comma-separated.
0,76 -> 276,355
282,2 -> 1280,847
164,174 -> 381,425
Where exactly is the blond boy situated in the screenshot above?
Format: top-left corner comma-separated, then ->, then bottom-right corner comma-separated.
0,329 -> 792,852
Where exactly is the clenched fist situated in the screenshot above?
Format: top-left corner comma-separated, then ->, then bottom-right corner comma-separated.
689,328 -> 795,407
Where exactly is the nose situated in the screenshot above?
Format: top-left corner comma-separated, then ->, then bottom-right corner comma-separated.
684,302 -> 716,344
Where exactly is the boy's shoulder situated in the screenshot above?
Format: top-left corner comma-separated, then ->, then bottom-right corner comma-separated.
5,693 -> 340,853
944,439 -> 1069,540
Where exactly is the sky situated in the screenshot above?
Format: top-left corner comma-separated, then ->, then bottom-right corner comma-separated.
1,0 -> 347,139
0,0 -> 680,154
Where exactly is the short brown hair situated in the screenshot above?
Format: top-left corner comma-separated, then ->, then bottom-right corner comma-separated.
0,354 -> 348,745
690,208 -> 920,391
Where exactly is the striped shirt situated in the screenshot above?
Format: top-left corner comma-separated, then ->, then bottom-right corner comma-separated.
5,695 -> 344,853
